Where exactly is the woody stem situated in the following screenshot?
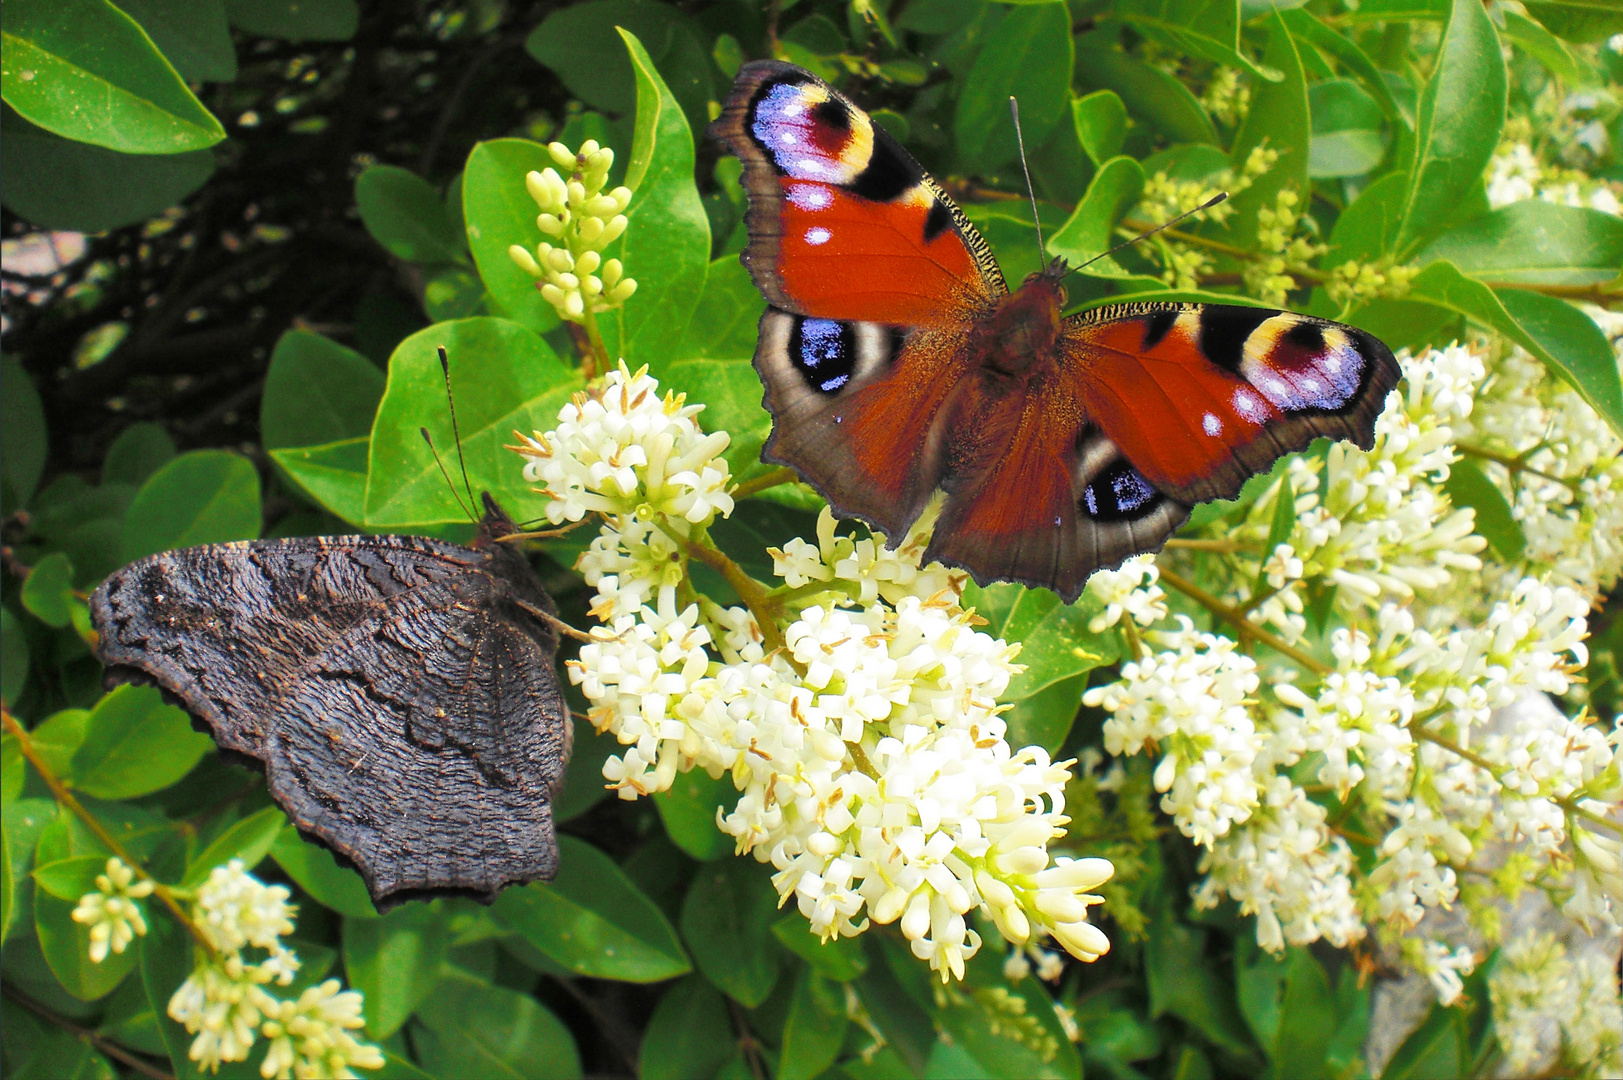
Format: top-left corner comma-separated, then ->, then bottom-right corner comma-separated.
1156,568 -> 1331,675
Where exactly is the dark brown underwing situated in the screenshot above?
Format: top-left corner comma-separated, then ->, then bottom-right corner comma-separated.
89,492 -> 573,907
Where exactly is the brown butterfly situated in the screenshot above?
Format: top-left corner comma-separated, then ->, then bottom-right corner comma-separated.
710,61 -> 1400,601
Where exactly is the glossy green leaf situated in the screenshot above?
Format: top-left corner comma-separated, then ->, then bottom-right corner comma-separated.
224,0 -> 359,41
1,356 -> 46,508
261,329 -> 385,452
1394,0 -> 1506,256
35,871 -> 137,1000
1281,9 -> 1406,129
609,27 -> 712,368
7,1023 -> 116,1078
1501,10 -> 1582,83
673,256 -> 764,365
3,799 -> 55,946
679,857 -> 781,1006
414,973 -> 581,1080
954,1 -> 1072,169
1415,202 -> 1623,287
181,805 -> 286,887
1272,949 -> 1335,1079
423,267 -> 485,321
551,723 -> 616,823
121,449 -> 262,562
1406,262 -> 1623,438
363,317 -> 581,528
0,609 -> 27,709
462,139 -> 565,335
268,437 -> 368,525
1072,90 -> 1127,168
1443,458 -> 1526,562
30,854 -> 108,900
29,709 -> 90,779
270,828 -> 377,918
1522,0 -> 1623,43
69,685 -> 210,799
640,975 -> 735,1080
1117,0 -> 1277,83
117,0 -> 235,83
1145,907 -> 1256,1059
1048,156 -> 1146,277
0,106 -> 214,232
1073,43 -> 1218,146
772,915 -> 869,982
21,551 -> 75,629
1382,1000 -> 1465,1080
655,768 -> 735,860
345,902 -> 448,1038
103,423 -> 176,487
492,835 -> 689,982
1,737 -> 21,809
356,165 -> 465,266
934,975 -> 1081,1079
1222,12 -> 1309,249
781,967 -> 849,1080
1323,172 -> 1407,269
1,0 -> 225,152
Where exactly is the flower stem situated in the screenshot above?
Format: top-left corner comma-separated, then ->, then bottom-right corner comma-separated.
732,466 -> 800,501
846,740 -> 881,781
1411,725 -> 1501,777
1156,568 -> 1331,675
578,306 -> 610,381
677,531 -> 789,655
1455,442 -> 1582,491
1559,798 -> 1623,838
1,705 -> 213,955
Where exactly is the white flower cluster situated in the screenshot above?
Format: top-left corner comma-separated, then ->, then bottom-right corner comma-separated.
520,366 -> 1117,981
1490,929 -> 1623,1078
1487,140 -> 1622,214
1081,343 -> 1619,998
164,859 -> 384,1079
508,140 -> 636,321
71,857 -> 154,962
1082,555 -> 1166,634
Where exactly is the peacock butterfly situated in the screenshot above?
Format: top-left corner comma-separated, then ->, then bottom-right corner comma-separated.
709,61 -> 1400,602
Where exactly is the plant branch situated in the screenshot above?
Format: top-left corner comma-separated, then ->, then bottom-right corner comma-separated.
675,531 -> 788,655
1455,442 -> 1581,491
1,983 -> 174,1080
732,466 -> 800,501
1411,725 -> 1500,776
1156,568 -> 1331,674
1,706 -> 212,954
1164,538 -> 1256,553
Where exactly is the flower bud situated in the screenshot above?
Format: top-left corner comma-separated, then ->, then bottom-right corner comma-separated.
508,245 -> 542,277
548,142 -> 576,168
600,215 -> 629,245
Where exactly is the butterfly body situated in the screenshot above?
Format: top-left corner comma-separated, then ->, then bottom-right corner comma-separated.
91,494 -> 573,906
712,61 -> 1400,601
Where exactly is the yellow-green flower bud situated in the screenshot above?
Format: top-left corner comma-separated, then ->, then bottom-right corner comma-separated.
509,138 -> 640,323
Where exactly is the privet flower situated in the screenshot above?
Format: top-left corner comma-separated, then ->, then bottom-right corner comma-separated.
155,859 -> 384,1078
518,364 -> 1117,981
508,139 -> 637,321
1490,929 -> 1623,1078
72,857 -> 154,962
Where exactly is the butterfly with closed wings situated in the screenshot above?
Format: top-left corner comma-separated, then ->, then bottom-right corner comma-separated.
710,61 -> 1401,602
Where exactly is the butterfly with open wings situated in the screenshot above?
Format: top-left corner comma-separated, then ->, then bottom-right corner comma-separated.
710,61 -> 1400,602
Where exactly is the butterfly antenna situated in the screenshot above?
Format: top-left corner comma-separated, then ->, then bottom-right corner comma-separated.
1008,97 -> 1046,264
1066,192 -> 1229,278
419,427 -> 478,523
436,345 -> 476,513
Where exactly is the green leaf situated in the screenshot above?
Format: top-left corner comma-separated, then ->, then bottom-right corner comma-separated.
356,165 -> 465,266
1048,156 -> 1146,277
121,449 -> 262,563
116,0 -> 235,83
610,27 -> 712,368
224,0 -> 358,42
1281,9 -> 1406,130
1072,90 -> 1127,168
1442,458 -> 1524,562
1145,906 -> 1257,1059
2,734 -> 21,806
772,915 -> 869,982
1,356 -> 46,508
7,1023 -> 116,1078
781,966 -> 849,1080
140,912 -> 261,1079
344,902 -> 448,1039
261,329 -> 385,452
491,835 -> 690,982
1222,12 -> 1309,249
1415,202 -> 1623,287
933,976 -> 1081,1080
0,609 -> 27,709
673,256 -> 765,364
1117,1 -> 1279,83
1522,0 -> 1623,43
1382,1000 -> 1464,1080
1393,0 -> 1506,256
0,106 -> 214,232
21,551 -> 75,629
103,423 -> 175,487
3,799 -> 55,946
1272,949 -> 1335,1079
1405,262 -> 1623,438
35,873 -> 137,1000
954,1 -> 1073,169
655,768 -> 735,861
270,828 -> 377,918
640,975 -> 735,1080
423,267 -> 485,321
30,854 -> 109,900
29,709 -> 90,779
69,685 -> 211,799
1073,43 -> 1218,146
364,317 -> 581,527
1323,171 -> 1407,268
679,857 -> 781,1006
268,437 -> 368,525
1501,10 -> 1582,83
181,805 -> 286,887
414,973 -> 582,1080
462,139 -> 565,335
551,723 -> 616,823
1,0 -> 225,152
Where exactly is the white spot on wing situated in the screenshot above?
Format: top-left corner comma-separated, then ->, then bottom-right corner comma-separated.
1234,389 -> 1262,418
786,183 -> 832,211
1203,413 -> 1222,437
805,227 -> 831,246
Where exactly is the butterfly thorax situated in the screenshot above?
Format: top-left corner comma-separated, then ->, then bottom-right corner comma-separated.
981,273 -> 1066,377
